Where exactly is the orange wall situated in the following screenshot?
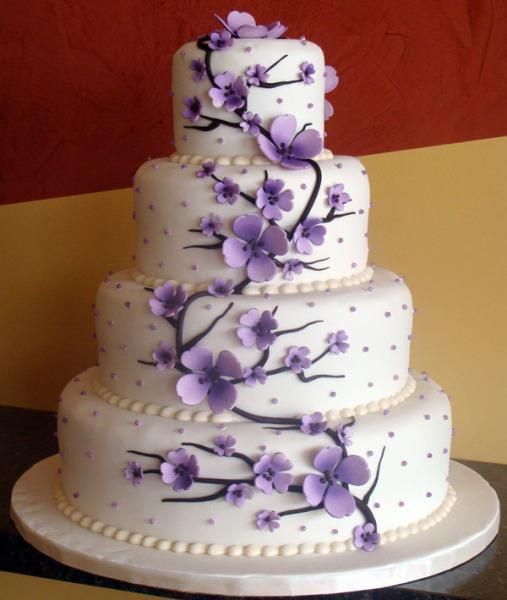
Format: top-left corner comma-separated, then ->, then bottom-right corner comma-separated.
1,137 -> 506,463
2,0 -> 507,204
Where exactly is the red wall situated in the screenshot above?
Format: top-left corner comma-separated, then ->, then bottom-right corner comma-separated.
2,0 -> 507,204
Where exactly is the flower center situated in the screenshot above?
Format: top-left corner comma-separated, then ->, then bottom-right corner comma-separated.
263,467 -> 276,481
175,464 -> 190,477
202,366 -> 222,384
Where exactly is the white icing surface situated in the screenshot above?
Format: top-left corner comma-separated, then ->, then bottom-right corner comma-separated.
172,39 -> 325,158
95,267 -> 413,416
134,155 -> 370,286
58,370 -> 452,550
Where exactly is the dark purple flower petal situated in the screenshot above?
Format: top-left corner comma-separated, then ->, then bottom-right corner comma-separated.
256,510 -> 280,531
323,483 -> 356,518
196,161 -> 216,179
215,350 -> 242,378
237,309 -> 278,350
182,96 -> 202,122
293,218 -> 326,255
200,212 -> 223,237
314,446 -> 342,472
282,259 -> 303,281
209,30 -> 233,51
336,455 -> 371,486
256,178 -> 294,221
299,61 -> 316,85
215,177 -> 240,205
290,128 -> 323,159
190,59 -> 206,82
149,283 -> 187,317
152,342 -> 177,371
209,72 -> 247,112
214,434 -> 236,457
260,225 -> 289,255
327,184 -> 351,211
353,523 -> 380,552
160,449 -> 198,491
124,461 -> 144,486
233,214 -> 263,242
266,21 -> 287,38
328,330 -> 350,354
284,346 -> 311,373
243,366 -> 267,387
208,278 -> 234,297
208,379 -> 237,413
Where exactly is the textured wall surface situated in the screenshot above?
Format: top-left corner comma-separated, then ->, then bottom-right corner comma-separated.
2,0 -> 507,204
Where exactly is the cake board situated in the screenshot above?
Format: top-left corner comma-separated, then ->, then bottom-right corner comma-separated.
10,456 -> 500,597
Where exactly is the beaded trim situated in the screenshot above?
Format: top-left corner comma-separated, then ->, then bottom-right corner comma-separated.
91,369 -> 416,424
129,266 -> 374,296
168,149 -> 334,167
54,482 -> 456,557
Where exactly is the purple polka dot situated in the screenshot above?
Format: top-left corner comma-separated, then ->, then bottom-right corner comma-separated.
401,460 -> 407,467
62,416 -> 68,424
383,409 -> 390,416
329,391 -> 336,397
402,304 -> 408,310
109,372 -> 117,380
72,492 -> 79,499
366,450 -> 374,457
367,381 -> 374,388
398,501 -> 405,507
148,323 -> 157,331
299,525 -> 307,532
362,346 -> 369,352
351,262 -> 357,268
300,183 -> 307,190
143,237 -> 149,245
217,137 -> 224,144
79,390 -> 86,397
111,502 -> 119,510
182,134 -> 189,142
148,517 -> 156,525
134,419 -> 142,427
134,186 -> 141,193
259,445 -> 267,452
92,410 -> 100,417
204,303 -> 212,310
148,203 -> 156,211
426,492 -> 432,498
385,311 -> 391,318
86,450 -> 94,459
350,306 -> 356,312
307,301 -> 315,307
241,168 -> 248,174
207,518 -> 216,525
424,414 -> 431,420
443,448 -> 448,454
418,394 -> 425,400
270,398 -> 278,405
388,431 -> 395,438
158,261 -> 165,269
307,103 -> 314,108
107,319 -> 113,327
336,162 -> 342,169
393,374 -> 399,380
443,414 -> 449,420
177,427 -> 185,434
191,264 -> 198,271
358,209 -> 364,215
374,502 -> 381,509
390,344 -> 397,350
427,452 -> 433,458
244,46 -> 252,53
275,430 -> 282,436
331,528 -> 339,535
337,237 -> 343,243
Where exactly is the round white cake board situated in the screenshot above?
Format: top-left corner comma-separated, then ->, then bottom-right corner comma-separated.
10,456 -> 500,597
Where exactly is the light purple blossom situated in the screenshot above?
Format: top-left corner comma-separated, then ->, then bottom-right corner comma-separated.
208,278 -> 234,297
293,218 -> 326,255
327,184 -> 351,211
222,214 -> 288,282
196,161 -> 216,178
225,483 -> 254,507
243,366 -> 267,387
124,461 -> 144,486
257,114 -> 323,169
253,453 -> 293,494
353,523 -> 380,552
214,434 -> 236,457
237,308 -> 278,350
256,510 -> 280,532
282,259 -> 303,281
337,422 -> 353,447
152,342 -> 177,371
215,177 -> 240,205
209,29 -> 233,51
300,412 -> 328,435
299,61 -> 316,84
216,11 -> 287,39
190,59 -> 206,81
328,330 -> 349,354
160,448 -> 199,491
303,447 -> 370,518
324,65 -> 339,93
149,283 -> 187,318
176,346 -> 242,413
245,64 -> 269,86
256,178 -> 294,221
200,213 -> 223,237
284,346 -> 311,373
240,112 -> 262,136
209,72 -> 248,112
182,96 -> 202,122
324,99 -> 334,121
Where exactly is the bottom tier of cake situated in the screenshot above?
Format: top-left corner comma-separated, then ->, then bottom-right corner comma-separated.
57,368 -> 453,557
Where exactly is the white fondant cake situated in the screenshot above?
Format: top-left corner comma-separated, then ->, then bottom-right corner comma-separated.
56,10 -> 454,565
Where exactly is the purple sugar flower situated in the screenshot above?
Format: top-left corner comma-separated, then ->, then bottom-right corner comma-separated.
237,308 -> 278,350
196,161 -> 216,178
303,447 -> 370,518
253,453 -> 293,495
328,330 -> 349,354
225,483 -> 253,507
176,346 -> 242,413
256,510 -> 280,531
152,342 -> 177,371
149,283 -> 187,318
190,59 -> 206,81
240,112 -> 262,137
299,61 -> 316,84
300,412 -> 328,435
160,448 -> 199,491
284,346 -> 311,373
293,218 -> 326,255
124,461 -> 144,486
243,366 -> 267,387
257,114 -> 323,169
245,64 -> 269,86
353,523 -> 380,552
209,72 -> 248,112
217,11 -> 286,39
324,65 -> 339,93
222,214 -> 288,282
215,177 -> 240,205
214,434 -> 236,457
327,184 -> 351,211
282,259 -> 303,281
256,178 -> 294,221
200,213 -> 223,237
208,278 -> 234,297
337,422 -> 353,447
209,29 -> 233,51
182,96 -> 202,122
324,99 -> 334,121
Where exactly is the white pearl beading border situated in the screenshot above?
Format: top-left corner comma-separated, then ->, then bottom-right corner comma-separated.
92,369 -> 416,424
130,266 -> 374,297
54,483 -> 456,558
168,149 -> 334,167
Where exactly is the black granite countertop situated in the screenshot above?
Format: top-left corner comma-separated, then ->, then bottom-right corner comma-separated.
1,405 -> 504,599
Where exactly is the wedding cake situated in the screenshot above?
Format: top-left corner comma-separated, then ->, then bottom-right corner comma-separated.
56,11 -> 455,561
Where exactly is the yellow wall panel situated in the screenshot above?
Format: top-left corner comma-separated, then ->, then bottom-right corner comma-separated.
1,137 -> 505,463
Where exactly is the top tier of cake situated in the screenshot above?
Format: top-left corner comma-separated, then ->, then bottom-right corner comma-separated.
172,29 -> 330,159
